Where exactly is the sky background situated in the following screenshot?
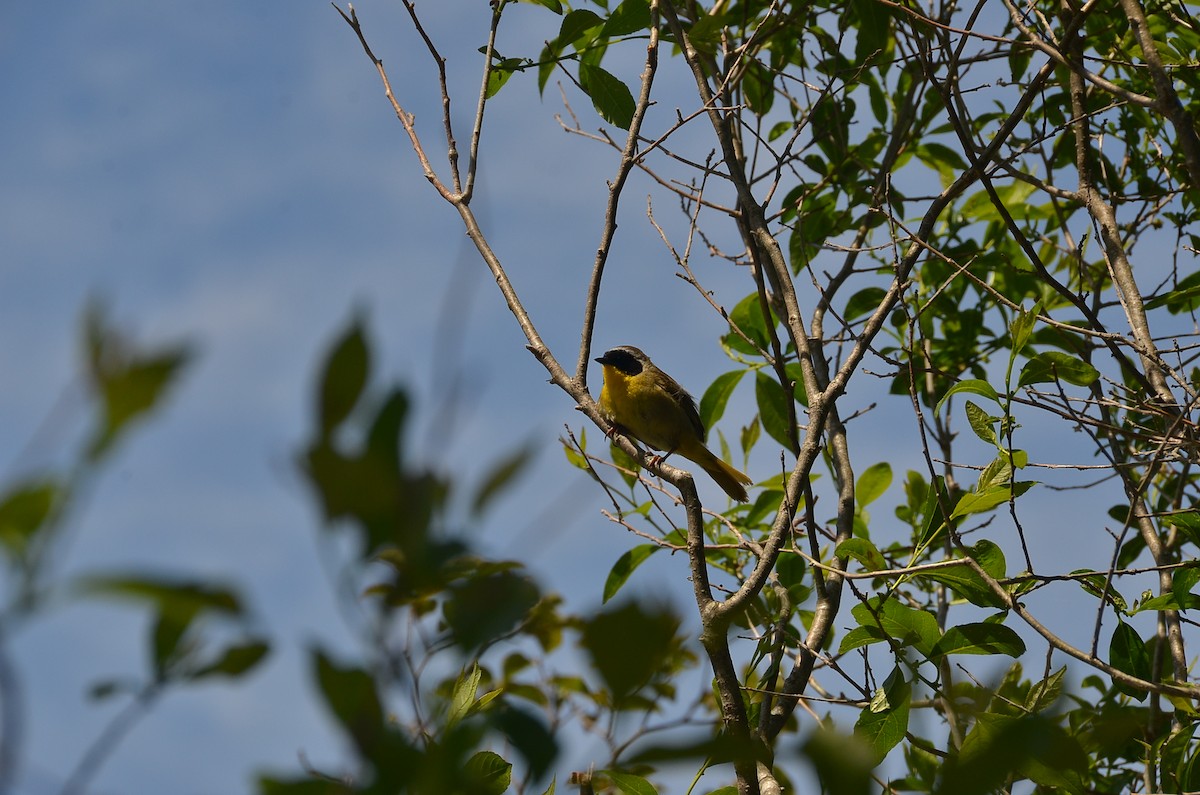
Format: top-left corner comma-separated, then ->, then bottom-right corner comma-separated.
2,4 -> 775,792
0,2 -> 1176,794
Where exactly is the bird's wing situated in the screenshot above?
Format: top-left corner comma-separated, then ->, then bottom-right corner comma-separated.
661,372 -> 705,440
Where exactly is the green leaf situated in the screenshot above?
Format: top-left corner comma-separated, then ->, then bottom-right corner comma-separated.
944,713 -> 1087,794
601,0 -> 650,37
931,622 -> 1025,658
961,181 -> 1037,221
1165,511 -> 1200,548
578,63 -> 635,129
189,640 -> 270,680
558,9 -> 604,45
844,286 -> 887,322
489,706 -> 558,778
463,754 -> 511,795
743,58 -> 775,115
486,59 -> 519,98
1109,621 -> 1152,700
581,601 -> 680,703
726,292 -> 776,353
1025,666 -> 1067,713
838,623 -> 889,653
0,478 -> 60,558
850,597 -> 941,657
465,750 -> 512,795
755,372 -> 795,450
1018,351 -> 1100,388
449,664 -> 483,728
951,481 -> 1035,519
916,540 -> 1007,608
852,0 -> 890,65
915,475 -> 952,549
915,142 -> 969,188
854,667 -> 910,764
935,379 -> 999,419
84,304 -> 194,460
856,462 -> 892,507
445,571 -> 540,651
964,400 -> 998,445
472,444 -> 535,517
1145,269 -> 1200,313
699,369 -> 745,431
603,544 -> 658,603
316,316 -> 369,436
81,575 -> 243,616
603,770 -> 659,795
1009,302 -> 1041,356
837,537 -> 888,572
975,454 -> 1012,492
313,648 -> 386,755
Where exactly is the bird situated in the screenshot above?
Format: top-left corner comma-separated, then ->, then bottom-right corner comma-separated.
595,345 -> 752,502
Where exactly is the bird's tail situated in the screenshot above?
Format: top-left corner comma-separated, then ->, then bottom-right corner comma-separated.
691,446 -> 752,502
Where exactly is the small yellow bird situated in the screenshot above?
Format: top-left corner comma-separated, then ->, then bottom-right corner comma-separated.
595,345 -> 752,502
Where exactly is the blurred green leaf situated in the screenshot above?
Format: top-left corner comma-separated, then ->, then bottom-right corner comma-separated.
581,600 -> 681,704
0,478 -> 60,559
84,304 -> 193,460
317,317 -> 369,436
445,571 -> 540,651
189,640 -> 270,680
803,727 -> 874,795
81,575 -> 243,616
313,648 -> 386,755
488,705 -> 558,779
472,443 -> 535,518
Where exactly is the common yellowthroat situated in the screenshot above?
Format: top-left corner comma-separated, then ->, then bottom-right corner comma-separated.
595,346 -> 752,502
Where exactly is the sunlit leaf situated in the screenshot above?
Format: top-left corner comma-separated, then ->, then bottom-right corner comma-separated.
855,667 -> 910,764
1018,351 -> 1100,388
603,544 -> 658,603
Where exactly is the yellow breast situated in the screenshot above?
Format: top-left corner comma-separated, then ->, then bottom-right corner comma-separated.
600,366 -> 695,452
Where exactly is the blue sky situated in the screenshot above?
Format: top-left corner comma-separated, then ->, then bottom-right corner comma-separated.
1,3 -> 777,792
2,2 -> 1180,793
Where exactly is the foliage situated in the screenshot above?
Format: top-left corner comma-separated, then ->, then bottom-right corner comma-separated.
326,0 -> 1200,792
0,306 -> 267,795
